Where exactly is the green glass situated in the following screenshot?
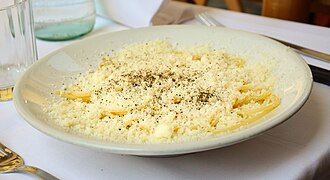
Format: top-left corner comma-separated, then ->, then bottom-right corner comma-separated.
32,0 -> 96,41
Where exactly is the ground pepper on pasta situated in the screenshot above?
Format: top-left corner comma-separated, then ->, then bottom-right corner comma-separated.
45,40 -> 280,144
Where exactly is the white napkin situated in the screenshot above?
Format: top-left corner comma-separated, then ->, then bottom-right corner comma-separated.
95,0 -> 168,27
95,0 -> 194,28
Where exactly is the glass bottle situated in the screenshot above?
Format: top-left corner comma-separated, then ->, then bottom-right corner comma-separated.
32,0 -> 96,41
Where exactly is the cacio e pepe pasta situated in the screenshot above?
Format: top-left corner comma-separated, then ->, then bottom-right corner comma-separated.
45,40 -> 280,144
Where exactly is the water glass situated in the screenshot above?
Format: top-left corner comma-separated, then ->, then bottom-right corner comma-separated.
32,0 -> 96,41
0,0 -> 37,101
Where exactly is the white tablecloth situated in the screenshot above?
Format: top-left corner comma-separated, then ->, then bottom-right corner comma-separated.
1,1 -> 330,180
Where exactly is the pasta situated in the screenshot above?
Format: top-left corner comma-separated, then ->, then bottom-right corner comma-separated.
46,40 -> 280,144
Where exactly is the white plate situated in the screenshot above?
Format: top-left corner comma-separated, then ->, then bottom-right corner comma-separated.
13,25 -> 313,156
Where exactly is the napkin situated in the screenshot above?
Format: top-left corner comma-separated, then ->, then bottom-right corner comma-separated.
95,0 -> 195,28
151,1 -> 195,25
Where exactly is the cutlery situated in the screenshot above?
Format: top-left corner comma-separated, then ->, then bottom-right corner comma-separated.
195,12 -> 330,86
0,142 -> 59,180
195,12 -> 330,63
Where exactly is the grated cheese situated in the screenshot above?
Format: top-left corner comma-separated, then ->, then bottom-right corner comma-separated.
45,40 -> 279,144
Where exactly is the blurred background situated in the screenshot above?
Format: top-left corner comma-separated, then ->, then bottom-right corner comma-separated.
176,0 -> 330,27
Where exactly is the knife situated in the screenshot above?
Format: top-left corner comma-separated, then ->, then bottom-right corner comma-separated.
267,38 -> 330,63
309,64 -> 330,86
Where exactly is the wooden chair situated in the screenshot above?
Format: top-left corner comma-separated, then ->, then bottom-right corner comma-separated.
177,0 -> 330,24
194,0 -> 209,5
261,0 -> 312,22
222,0 -> 314,23
224,0 -> 243,11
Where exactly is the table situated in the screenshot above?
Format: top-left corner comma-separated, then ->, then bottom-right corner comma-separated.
1,1 -> 330,179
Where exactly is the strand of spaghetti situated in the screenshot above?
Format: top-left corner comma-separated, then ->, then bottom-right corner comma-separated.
55,90 -> 91,103
99,99 -> 152,118
239,85 -> 264,92
238,95 -> 281,115
100,109 -> 128,118
212,95 -> 280,134
212,109 -> 270,134
234,91 -> 272,107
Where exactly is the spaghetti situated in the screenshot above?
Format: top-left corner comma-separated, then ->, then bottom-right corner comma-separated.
47,40 -> 280,144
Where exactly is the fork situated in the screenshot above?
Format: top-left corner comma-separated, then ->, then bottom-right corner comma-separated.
0,142 -> 59,180
195,12 -> 330,63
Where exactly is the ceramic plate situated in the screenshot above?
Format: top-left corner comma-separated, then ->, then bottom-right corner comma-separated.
13,25 -> 313,156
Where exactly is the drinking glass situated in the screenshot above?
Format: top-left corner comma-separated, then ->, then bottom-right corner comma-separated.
32,0 -> 96,41
0,0 -> 37,101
